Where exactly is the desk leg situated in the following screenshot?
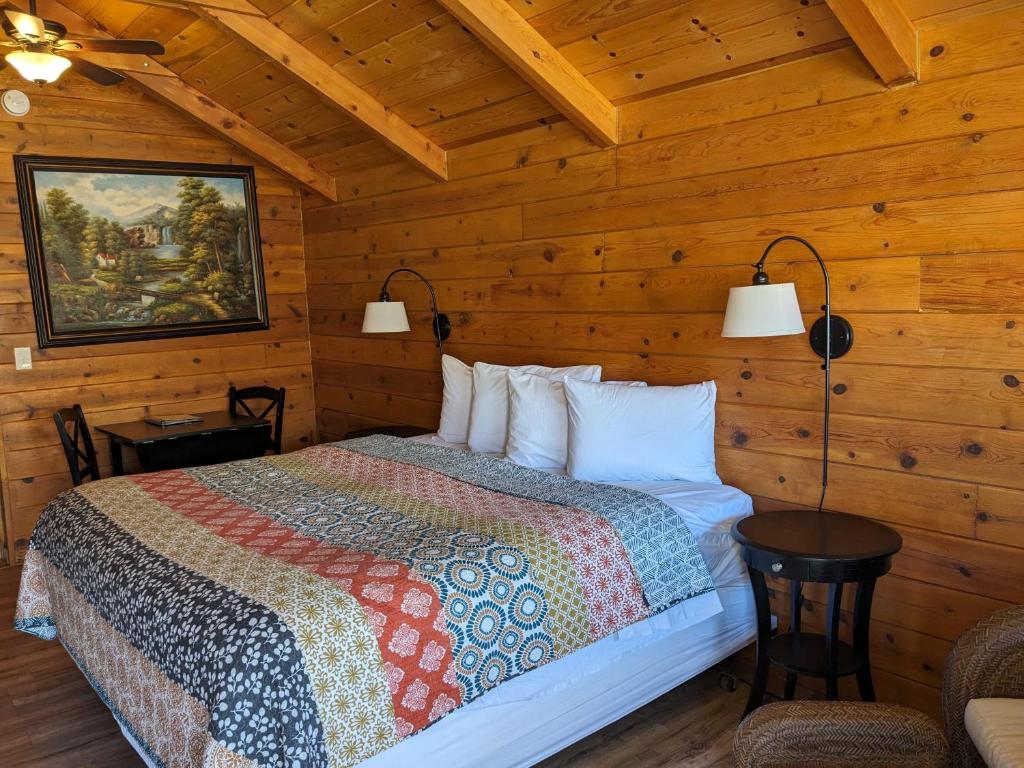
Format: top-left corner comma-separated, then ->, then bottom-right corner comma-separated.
743,566 -> 772,717
825,582 -> 844,700
110,441 -> 124,477
785,581 -> 802,700
853,578 -> 877,702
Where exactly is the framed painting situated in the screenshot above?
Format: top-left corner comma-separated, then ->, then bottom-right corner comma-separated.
14,155 -> 269,348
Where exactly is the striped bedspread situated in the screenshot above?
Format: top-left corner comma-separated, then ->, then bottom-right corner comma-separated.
16,435 -> 714,768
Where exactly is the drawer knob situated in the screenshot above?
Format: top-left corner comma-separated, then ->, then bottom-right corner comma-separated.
771,562 -> 784,573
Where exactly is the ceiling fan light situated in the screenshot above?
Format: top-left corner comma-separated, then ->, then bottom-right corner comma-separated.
6,49 -> 71,84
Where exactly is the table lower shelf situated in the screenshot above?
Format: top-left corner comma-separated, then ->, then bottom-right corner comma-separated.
768,632 -> 864,678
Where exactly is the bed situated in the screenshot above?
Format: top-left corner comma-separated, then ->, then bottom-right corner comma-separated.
16,433 -> 755,768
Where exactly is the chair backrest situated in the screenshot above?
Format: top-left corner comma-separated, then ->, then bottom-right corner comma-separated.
229,385 -> 286,455
943,603 -> 1024,768
53,404 -> 100,486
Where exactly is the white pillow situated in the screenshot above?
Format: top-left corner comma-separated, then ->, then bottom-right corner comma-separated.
507,374 -> 645,471
467,361 -> 601,454
564,378 -> 720,483
437,355 -> 473,444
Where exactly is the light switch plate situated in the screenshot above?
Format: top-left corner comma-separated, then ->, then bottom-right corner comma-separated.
14,347 -> 32,370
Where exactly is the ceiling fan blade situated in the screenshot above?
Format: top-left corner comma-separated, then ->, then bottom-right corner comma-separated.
69,56 -> 124,86
66,38 -> 165,55
5,9 -> 45,40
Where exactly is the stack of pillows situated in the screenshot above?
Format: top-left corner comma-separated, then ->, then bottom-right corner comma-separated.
436,355 -> 720,484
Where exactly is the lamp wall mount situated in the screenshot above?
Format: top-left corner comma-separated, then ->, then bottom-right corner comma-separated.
749,234 -> 854,513
810,315 -> 854,360
379,267 -> 451,351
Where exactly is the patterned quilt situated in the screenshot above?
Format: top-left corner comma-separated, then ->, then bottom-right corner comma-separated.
16,435 -> 714,768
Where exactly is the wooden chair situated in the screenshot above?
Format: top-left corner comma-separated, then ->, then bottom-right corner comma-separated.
53,405 -> 100,487
228,385 -> 286,455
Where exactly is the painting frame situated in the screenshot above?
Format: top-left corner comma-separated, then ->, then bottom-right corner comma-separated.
14,155 -> 270,348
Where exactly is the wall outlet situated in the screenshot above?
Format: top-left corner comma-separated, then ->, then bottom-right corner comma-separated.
14,347 -> 32,370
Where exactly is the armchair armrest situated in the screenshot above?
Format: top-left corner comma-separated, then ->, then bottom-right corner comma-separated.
944,605 -> 1024,768
733,701 -> 950,768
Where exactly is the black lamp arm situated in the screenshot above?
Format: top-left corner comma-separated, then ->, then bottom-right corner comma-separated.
379,268 -> 451,353
755,235 -> 836,513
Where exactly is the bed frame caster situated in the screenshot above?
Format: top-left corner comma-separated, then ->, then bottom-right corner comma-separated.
719,672 -> 738,693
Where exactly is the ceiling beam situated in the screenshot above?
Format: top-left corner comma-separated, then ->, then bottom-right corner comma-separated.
825,0 -> 918,86
130,73 -> 339,200
40,0 -> 335,201
433,0 -> 617,146
39,0 -> 338,200
194,3 -> 449,182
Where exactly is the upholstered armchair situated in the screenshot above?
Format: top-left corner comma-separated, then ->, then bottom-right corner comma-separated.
733,604 -> 1024,768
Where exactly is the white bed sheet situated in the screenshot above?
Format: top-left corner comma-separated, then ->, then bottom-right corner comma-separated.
124,434 -> 756,768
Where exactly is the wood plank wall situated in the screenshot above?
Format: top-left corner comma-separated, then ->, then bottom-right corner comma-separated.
303,3 -> 1024,716
0,71 -> 316,565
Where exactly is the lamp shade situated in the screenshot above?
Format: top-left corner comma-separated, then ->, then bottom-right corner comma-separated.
362,301 -> 411,333
722,282 -> 805,338
6,50 -> 72,84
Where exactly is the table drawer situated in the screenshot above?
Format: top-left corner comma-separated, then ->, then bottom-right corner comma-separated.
746,549 -> 811,580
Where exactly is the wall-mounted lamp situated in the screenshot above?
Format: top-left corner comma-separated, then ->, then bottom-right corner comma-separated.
721,235 -> 854,512
362,268 -> 451,354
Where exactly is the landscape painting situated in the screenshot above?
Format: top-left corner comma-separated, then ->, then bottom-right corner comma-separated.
15,156 -> 269,348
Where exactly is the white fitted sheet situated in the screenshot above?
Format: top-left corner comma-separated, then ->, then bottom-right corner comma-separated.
124,434 -> 755,768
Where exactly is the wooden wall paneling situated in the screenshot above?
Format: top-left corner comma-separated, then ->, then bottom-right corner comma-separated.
527,127 -> 1024,236
900,0 -> 1005,23
613,61 -> 1024,186
581,0 -> 851,101
918,0 -> 1024,81
417,93 -> 561,149
975,486 -> 1024,548
304,4 -> 1024,713
0,66 -> 315,563
616,46 -> 884,143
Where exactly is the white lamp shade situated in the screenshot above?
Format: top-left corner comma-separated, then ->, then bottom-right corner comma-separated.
6,51 -> 72,84
362,301 -> 411,333
722,282 -> 805,338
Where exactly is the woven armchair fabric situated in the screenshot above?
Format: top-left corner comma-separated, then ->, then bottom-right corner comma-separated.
733,701 -> 951,768
943,605 -> 1024,768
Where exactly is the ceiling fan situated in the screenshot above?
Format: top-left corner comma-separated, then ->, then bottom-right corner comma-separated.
0,0 -> 164,86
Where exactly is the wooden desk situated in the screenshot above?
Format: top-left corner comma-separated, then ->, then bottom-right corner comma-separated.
96,411 -> 272,475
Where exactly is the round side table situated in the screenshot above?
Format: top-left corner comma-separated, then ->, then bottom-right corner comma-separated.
731,509 -> 902,716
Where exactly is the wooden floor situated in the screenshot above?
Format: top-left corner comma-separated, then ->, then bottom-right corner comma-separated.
1,565 -> 748,767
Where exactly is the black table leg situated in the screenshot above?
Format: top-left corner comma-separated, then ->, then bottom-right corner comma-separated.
744,566 -> 773,717
825,582 -> 844,700
110,441 -> 124,477
784,580 -> 802,700
853,577 -> 877,701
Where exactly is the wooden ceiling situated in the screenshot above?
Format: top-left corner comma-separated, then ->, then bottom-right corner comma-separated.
43,0 -> 996,198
